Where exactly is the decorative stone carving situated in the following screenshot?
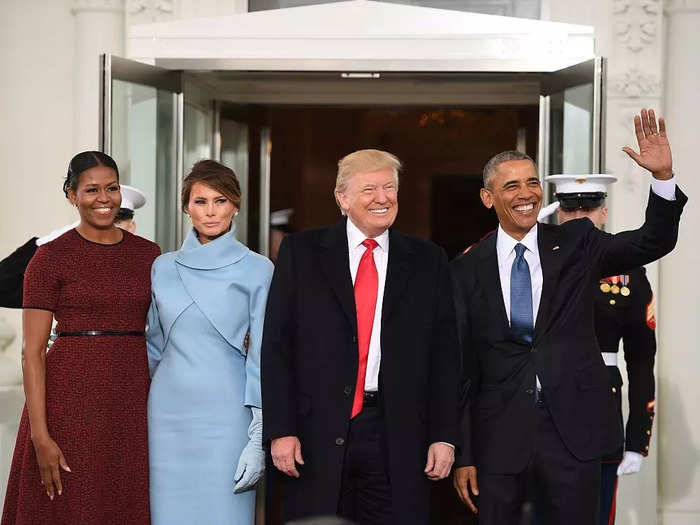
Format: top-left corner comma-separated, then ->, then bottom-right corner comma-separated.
608,68 -> 661,98
72,0 -> 126,14
613,0 -> 660,52
127,0 -> 176,23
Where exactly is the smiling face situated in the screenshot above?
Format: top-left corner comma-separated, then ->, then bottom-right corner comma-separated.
184,182 -> 238,244
68,165 -> 121,229
480,159 -> 542,240
336,168 -> 398,238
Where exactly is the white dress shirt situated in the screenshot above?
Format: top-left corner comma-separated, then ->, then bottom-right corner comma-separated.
347,218 -> 388,392
496,224 -> 542,326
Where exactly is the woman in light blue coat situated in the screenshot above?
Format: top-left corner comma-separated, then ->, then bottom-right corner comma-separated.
146,160 -> 273,525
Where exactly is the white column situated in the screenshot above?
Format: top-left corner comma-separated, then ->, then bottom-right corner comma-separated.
604,2 -> 664,523
72,0 -> 125,151
658,2 -> 700,524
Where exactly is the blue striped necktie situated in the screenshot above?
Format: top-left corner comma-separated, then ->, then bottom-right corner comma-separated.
510,243 -> 534,344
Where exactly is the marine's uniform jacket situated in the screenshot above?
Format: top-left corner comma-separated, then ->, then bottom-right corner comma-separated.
595,267 -> 656,461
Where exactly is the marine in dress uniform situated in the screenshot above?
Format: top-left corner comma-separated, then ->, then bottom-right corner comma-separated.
543,174 -> 656,525
0,185 -> 146,308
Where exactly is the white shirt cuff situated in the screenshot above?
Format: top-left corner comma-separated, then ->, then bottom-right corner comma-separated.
650,174 -> 676,201
437,442 -> 455,449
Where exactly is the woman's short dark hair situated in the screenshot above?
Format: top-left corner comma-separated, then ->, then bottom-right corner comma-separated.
181,160 -> 242,212
63,151 -> 119,199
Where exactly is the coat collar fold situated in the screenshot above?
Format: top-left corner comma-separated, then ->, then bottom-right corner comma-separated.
175,228 -> 249,270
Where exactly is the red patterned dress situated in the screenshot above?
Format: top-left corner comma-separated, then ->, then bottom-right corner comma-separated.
1,229 -> 160,525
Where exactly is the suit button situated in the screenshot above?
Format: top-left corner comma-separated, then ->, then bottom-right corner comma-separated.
336,437 -> 345,446
344,385 -> 352,396
531,347 -> 537,353
525,388 -> 534,395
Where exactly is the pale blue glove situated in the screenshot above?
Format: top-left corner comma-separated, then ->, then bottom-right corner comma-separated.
233,407 -> 264,493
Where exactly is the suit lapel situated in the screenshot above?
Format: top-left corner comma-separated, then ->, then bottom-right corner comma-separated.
535,223 -> 562,341
381,229 -> 413,324
319,219 -> 357,333
478,232 -> 510,330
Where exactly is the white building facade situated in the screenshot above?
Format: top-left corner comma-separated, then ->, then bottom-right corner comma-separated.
0,1 -> 698,523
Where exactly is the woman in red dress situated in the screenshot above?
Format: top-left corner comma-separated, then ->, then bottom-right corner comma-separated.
1,151 -> 160,525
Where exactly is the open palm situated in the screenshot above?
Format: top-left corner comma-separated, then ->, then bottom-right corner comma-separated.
622,109 -> 673,179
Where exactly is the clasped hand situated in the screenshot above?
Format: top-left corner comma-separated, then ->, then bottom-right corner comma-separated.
424,442 -> 454,481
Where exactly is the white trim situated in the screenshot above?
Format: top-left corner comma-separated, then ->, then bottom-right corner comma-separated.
127,0 -> 594,73
602,352 -> 618,367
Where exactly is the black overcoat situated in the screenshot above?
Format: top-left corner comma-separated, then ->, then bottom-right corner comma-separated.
261,218 -> 460,523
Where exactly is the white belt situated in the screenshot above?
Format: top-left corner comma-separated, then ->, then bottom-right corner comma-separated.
601,352 -> 618,367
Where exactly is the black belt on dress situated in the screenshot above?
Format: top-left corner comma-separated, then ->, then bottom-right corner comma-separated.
56,330 -> 145,337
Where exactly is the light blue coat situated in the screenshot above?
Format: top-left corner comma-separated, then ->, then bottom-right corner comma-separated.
146,229 -> 273,525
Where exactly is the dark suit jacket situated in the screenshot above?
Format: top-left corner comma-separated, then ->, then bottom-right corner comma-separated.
0,237 -> 38,308
262,218 -> 459,523
451,188 -> 686,474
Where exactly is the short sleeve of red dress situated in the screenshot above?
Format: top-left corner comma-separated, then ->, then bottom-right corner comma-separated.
23,244 -> 61,312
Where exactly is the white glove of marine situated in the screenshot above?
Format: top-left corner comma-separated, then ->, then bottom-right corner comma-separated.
233,407 -> 264,493
617,451 -> 644,476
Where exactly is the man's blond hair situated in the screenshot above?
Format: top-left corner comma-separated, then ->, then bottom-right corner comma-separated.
334,149 -> 401,214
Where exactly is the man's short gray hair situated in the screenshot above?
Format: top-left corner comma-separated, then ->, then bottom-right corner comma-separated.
483,150 -> 536,188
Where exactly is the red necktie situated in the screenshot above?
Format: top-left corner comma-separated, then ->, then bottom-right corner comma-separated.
351,239 -> 379,419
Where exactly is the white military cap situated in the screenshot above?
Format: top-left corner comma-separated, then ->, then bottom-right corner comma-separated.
545,174 -> 617,210
270,208 -> 294,227
546,174 -> 617,195
120,185 -> 147,211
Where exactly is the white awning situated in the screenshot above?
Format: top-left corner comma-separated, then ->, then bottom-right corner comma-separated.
128,0 -> 594,72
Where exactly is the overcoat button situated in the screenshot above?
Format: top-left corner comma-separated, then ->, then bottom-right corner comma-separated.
344,385 -> 352,396
336,437 -> 345,446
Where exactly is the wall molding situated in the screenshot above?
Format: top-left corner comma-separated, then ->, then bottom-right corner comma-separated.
608,68 -> 661,98
127,0 -> 176,24
613,0 -> 661,52
72,0 -> 126,14
664,0 -> 700,13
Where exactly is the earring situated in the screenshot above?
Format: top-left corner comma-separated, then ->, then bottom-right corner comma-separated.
234,210 -> 239,216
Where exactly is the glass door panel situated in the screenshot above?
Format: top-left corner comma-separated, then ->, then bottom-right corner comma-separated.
220,119 -> 250,245
538,57 -> 605,206
101,55 -> 182,252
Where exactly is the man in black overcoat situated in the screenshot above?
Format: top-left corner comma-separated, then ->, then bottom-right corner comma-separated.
261,149 -> 460,524
451,109 -> 686,524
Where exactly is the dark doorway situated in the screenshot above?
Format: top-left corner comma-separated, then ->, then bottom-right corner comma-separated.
250,105 -> 537,258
